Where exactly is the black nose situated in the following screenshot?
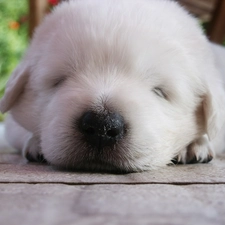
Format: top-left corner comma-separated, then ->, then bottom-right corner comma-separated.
78,111 -> 125,148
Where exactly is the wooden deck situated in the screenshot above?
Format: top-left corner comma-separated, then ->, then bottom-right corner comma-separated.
0,152 -> 225,225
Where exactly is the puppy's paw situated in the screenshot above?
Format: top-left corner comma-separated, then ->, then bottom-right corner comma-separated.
22,136 -> 46,163
172,135 -> 214,164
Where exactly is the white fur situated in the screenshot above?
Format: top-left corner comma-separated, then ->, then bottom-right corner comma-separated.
0,0 -> 225,172
0,123 -> 17,153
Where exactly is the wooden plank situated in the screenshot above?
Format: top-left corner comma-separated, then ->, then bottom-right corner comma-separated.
0,183 -> 224,225
181,5 -> 211,21
179,0 -> 217,22
0,153 -> 225,184
179,0 -> 217,11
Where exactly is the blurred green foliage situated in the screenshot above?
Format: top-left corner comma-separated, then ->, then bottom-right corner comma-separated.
0,0 -> 28,99
0,0 -> 28,121
0,113 -> 4,121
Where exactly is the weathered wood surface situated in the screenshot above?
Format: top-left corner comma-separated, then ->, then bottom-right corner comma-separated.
0,153 -> 225,225
0,154 -> 225,184
0,183 -> 224,225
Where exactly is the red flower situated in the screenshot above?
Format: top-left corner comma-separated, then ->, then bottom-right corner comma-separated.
48,0 -> 59,5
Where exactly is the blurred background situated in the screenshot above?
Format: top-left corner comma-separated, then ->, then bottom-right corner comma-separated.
0,0 -> 225,121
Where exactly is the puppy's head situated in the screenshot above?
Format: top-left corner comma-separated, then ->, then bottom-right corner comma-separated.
1,0 -> 225,172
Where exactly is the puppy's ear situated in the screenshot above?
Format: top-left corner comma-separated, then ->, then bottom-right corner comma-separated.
203,78 -> 225,140
0,62 -> 29,113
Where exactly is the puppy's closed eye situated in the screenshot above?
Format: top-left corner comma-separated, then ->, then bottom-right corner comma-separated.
52,77 -> 67,88
153,87 -> 167,99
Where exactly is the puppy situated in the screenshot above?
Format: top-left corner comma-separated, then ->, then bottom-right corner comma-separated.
0,0 -> 225,172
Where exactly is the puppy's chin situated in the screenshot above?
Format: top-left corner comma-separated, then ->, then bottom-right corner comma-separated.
63,160 -> 132,174
51,149 -> 138,173
50,155 -> 137,174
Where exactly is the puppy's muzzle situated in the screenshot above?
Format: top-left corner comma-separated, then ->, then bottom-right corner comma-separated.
78,111 -> 126,149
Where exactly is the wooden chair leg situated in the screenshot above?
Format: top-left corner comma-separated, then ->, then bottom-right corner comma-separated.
207,0 -> 225,44
29,0 -> 49,38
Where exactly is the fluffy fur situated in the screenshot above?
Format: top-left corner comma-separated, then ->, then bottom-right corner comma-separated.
1,0 -> 225,172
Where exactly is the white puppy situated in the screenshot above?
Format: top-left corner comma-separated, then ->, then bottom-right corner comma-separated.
0,0 -> 225,172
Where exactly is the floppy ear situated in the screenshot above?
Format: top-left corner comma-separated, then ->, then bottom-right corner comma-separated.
203,78 -> 225,141
203,44 -> 225,141
0,62 -> 29,114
